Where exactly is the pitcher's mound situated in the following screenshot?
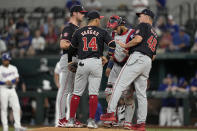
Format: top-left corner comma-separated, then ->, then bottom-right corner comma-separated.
29,127 -> 133,131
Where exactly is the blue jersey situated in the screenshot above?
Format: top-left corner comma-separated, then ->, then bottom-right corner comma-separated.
191,78 -> 197,87
158,84 -> 176,107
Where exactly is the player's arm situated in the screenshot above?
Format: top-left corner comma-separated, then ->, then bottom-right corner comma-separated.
60,28 -> 73,49
105,57 -> 114,77
116,35 -> 142,48
152,55 -> 156,61
68,31 -> 78,63
104,30 -> 116,60
60,39 -> 71,49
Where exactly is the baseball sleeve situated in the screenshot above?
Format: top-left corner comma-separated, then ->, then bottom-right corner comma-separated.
135,23 -> 147,38
60,27 -> 73,42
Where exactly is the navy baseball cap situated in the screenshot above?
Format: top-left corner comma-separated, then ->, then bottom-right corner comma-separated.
136,9 -> 155,19
87,10 -> 104,20
2,53 -> 11,61
70,5 -> 87,13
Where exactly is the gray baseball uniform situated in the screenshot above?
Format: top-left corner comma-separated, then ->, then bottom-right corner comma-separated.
105,29 -> 136,124
57,22 -> 78,120
107,23 -> 158,124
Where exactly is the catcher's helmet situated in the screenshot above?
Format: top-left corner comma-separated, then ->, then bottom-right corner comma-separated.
2,53 -> 11,61
107,15 -> 125,29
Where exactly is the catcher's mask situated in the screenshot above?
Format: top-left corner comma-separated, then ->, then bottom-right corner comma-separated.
107,15 -> 125,30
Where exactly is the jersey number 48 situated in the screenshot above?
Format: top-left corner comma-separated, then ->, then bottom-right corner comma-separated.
147,35 -> 157,52
82,37 -> 98,51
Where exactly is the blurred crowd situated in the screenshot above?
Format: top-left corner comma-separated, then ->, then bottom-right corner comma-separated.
158,72 -> 197,126
0,0 -> 197,58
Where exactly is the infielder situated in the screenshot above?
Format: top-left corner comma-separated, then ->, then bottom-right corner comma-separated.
66,10 -> 116,128
101,9 -> 158,131
56,5 -> 87,127
0,53 -> 26,131
104,15 -> 135,129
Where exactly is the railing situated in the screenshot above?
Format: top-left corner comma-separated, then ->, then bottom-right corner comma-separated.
18,91 -> 197,126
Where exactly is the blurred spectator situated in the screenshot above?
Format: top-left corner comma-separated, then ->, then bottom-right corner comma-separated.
156,0 -> 167,17
40,14 -> 55,37
85,0 -> 102,11
190,71 -> 197,92
158,74 -> 177,126
18,28 -> 33,57
66,0 -> 81,10
32,30 -> 46,54
0,36 -> 7,54
15,15 -> 29,41
45,26 -> 58,53
190,39 -> 197,53
190,32 -> 197,53
166,15 -> 179,35
132,0 -> 149,24
155,16 -> 167,36
171,77 -> 190,126
190,71 -> 197,126
168,27 -> 190,52
132,0 -> 149,13
7,18 -> 16,35
157,30 -> 172,53
5,34 -> 18,58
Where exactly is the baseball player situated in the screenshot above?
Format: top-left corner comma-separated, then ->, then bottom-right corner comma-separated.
101,9 -> 158,131
104,15 -> 136,129
0,53 -> 26,131
56,5 -> 87,127
66,10 -> 116,128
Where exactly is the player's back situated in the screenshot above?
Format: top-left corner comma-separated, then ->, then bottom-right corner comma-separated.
71,26 -> 113,60
131,23 -> 158,59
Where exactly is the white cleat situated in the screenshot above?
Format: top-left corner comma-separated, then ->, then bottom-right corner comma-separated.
15,126 -> 27,131
87,118 -> 98,129
66,118 -> 75,128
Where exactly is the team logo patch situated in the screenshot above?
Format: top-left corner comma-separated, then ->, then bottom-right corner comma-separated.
64,32 -> 68,37
135,29 -> 140,34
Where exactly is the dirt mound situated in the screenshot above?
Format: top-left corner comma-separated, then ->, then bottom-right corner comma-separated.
29,127 -> 131,131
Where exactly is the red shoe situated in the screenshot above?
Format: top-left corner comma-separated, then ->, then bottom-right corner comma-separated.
123,121 -> 132,129
57,117 -> 68,127
74,119 -> 85,127
130,123 -> 146,131
100,112 -> 116,121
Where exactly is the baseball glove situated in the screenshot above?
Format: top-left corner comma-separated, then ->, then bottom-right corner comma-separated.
68,62 -> 78,73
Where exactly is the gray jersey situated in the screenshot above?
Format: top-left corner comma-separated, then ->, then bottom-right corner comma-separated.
113,29 -> 135,63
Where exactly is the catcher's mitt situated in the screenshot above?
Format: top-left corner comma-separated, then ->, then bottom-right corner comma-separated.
68,62 -> 78,73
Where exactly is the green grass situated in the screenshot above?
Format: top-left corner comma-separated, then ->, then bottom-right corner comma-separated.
146,129 -> 197,131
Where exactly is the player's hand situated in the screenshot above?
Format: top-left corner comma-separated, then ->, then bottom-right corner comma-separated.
116,40 -> 127,48
105,68 -> 111,77
68,62 -> 78,73
123,49 -> 129,56
101,56 -> 108,66
60,40 -> 71,49
5,81 -> 12,86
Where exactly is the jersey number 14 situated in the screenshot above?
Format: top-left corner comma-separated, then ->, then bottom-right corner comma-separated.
82,37 -> 98,51
147,35 -> 157,52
